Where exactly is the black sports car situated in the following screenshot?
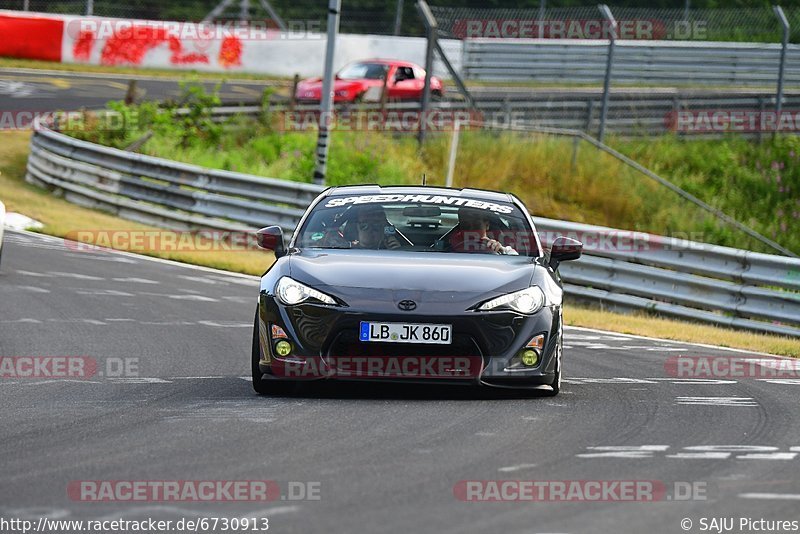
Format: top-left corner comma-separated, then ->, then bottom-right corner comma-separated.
252,185 -> 582,395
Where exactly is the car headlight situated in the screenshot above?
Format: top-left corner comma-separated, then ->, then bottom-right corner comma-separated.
477,286 -> 546,314
275,276 -> 338,306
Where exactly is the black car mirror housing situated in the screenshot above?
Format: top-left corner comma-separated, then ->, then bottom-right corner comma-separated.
256,226 -> 286,258
549,236 -> 583,270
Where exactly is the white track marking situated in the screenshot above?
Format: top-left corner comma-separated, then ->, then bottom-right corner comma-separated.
566,326 -> 789,357
12,229 -> 260,281
739,493 -> 800,500
48,271 -> 104,280
111,277 -> 160,284
498,463 -> 538,473
14,270 -> 52,277
577,445 -> 670,459
74,289 -> 134,296
675,396 -> 758,406
13,285 -> 50,293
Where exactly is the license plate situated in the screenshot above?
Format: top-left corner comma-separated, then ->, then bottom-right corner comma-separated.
359,321 -> 452,344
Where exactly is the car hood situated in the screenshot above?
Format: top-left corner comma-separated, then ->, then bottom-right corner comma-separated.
283,249 -> 536,309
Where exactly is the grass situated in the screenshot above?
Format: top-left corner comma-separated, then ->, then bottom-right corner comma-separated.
0,57 -> 291,83
2,130 -> 798,356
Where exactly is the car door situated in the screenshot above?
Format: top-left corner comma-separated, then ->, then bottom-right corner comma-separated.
387,66 -> 424,100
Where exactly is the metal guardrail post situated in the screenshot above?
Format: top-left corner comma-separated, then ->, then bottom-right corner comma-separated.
598,4 -> 617,143
313,0 -> 341,185
774,6 -> 790,127
445,119 -> 461,188
416,0 -> 437,145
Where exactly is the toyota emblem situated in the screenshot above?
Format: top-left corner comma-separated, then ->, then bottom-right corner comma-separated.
397,299 -> 417,311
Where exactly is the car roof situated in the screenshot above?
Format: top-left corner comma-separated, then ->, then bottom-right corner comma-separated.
348,58 -> 418,68
325,185 -> 515,204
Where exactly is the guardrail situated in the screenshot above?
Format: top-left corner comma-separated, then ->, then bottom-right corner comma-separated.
236,92 -> 800,137
463,39 -> 800,86
26,127 -> 800,338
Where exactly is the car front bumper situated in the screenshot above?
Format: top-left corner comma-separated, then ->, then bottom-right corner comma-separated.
255,293 -> 562,389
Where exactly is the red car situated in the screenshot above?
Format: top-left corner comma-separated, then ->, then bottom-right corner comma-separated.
295,59 -> 444,103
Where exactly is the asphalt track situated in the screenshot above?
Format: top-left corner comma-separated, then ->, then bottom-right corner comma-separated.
1,229 -> 800,533
0,67 -> 781,114
0,68 -> 281,111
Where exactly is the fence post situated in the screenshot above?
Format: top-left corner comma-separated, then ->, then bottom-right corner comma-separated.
538,0 -> 546,38
445,120 -> 461,188
598,4 -> 617,143
86,0 -> 94,16
416,0 -> 438,145
290,74 -> 299,111
312,0 -> 341,185
394,0 -> 405,35
773,6 -> 790,131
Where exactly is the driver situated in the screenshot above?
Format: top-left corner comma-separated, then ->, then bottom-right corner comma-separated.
351,205 -> 403,250
449,207 -> 518,255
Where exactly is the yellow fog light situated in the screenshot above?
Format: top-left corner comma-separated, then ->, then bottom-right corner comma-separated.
274,340 -> 293,357
521,349 -> 539,367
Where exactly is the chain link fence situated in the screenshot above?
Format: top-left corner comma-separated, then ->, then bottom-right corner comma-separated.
3,1 -> 800,40
423,3 -> 800,140
430,5 -> 800,43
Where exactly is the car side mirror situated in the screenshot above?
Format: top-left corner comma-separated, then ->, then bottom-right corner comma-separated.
255,226 -> 285,258
549,236 -> 582,270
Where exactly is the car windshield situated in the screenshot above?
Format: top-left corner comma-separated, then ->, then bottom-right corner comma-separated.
294,194 -> 541,257
337,62 -> 389,80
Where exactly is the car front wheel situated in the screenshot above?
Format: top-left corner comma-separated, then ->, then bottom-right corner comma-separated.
542,341 -> 562,397
251,310 -> 295,396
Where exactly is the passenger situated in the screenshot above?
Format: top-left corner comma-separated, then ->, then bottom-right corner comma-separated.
450,207 -> 518,255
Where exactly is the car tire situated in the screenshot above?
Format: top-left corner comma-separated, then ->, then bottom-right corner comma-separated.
251,309 -> 295,396
542,341 -> 562,397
